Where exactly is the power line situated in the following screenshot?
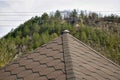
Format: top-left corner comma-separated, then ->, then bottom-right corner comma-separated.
0,20 -> 26,21
0,25 -> 18,26
0,0 -> 23,1
0,12 -> 42,13
0,15 -> 33,16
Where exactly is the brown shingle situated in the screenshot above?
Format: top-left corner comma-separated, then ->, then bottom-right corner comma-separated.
47,59 -> 62,67
56,74 -> 66,80
5,64 -> 19,71
0,31 -> 120,80
0,36 -> 66,80
38,76 -> 48,80
47,71 -> 64,79
39,67 -> 54,75
25,61 -> 40,69
0,72 -> 11,80
32,65 -> 47,73
17,70 -> 32,78
62,32 -> 120,80
11,66 -> 25,75
3,75 -> 17,80
23,73 -> 40,80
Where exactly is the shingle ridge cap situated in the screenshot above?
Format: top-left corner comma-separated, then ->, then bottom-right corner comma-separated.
61,33 -> 76,80
67,33 -> 120,68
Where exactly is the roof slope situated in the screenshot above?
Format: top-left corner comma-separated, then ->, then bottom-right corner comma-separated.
0,36 -> 66,80
62,32 -> 120,80
0,31 -> 120,80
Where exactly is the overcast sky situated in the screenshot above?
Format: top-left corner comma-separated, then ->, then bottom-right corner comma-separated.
0,0 -> 120,38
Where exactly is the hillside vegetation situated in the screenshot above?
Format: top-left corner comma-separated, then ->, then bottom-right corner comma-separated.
0,10 -> 120,67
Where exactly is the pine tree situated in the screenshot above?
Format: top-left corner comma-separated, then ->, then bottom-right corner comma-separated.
54,10 -> 61,19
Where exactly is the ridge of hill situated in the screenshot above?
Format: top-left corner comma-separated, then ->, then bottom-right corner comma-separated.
0,10 -> 120,67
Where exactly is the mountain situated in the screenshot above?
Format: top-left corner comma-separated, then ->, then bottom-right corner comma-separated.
0,9 -> 120,67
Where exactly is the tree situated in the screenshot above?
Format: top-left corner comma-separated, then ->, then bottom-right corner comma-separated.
41,31 -> 50,44
23,25 -> 30,36
70,9 -> 78,18
54,10 -> 61,19
0,38 -> 16,67
70,9 -> 78,24
32,32 -> 41,48
33,32 -> 40,41
81,31 -> 87,41
32,23 -> 40,32
41,13 -> 49,21
88,12 -> 98,21
51,33 -> 58,39
80,10 -> 85,19
16,31 -> 22,37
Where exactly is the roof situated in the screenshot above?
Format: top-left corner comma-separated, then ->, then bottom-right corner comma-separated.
0,31 -> 120,80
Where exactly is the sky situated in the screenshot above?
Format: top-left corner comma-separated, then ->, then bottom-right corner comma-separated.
0,0 -> 120,38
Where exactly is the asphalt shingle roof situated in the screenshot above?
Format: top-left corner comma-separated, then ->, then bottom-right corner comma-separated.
0,30 -> 120,80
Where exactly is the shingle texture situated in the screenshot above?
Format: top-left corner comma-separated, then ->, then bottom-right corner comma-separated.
0,31 -> 120,80
62,33 -> 120,80
0,36 -> 66,80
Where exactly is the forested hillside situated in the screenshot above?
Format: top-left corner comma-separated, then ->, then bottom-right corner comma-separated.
0,10 -> 120,67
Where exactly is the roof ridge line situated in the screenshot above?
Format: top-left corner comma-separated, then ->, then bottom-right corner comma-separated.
68,34 -> 120,68
62,33 -> 76,80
